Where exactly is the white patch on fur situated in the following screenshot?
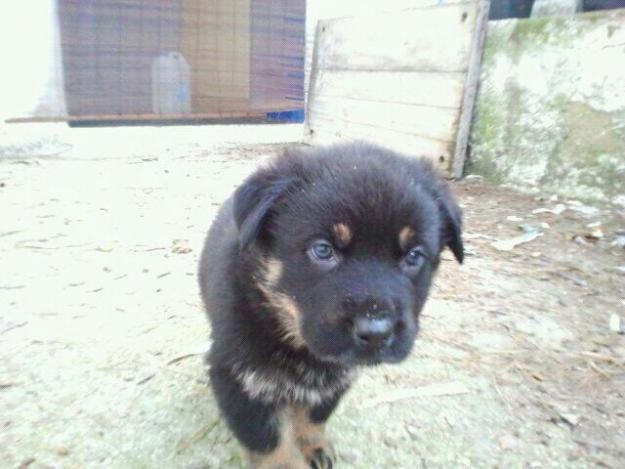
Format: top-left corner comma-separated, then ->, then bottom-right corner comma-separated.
234,367 -> 357,406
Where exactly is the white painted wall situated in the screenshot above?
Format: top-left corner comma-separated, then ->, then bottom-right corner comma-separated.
0,0 -> 66,122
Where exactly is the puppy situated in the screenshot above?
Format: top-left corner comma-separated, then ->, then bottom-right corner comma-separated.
198,142 -> 463,468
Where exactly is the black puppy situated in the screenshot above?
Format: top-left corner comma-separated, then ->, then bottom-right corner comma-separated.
198,142 -> 463,468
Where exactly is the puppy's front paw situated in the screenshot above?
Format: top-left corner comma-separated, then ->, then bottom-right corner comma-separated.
308,446 -> 335,469
297,437 -> 336,469
249,449 -> 309,469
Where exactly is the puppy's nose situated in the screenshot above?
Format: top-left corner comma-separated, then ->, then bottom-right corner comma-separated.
353,316 -> 394,348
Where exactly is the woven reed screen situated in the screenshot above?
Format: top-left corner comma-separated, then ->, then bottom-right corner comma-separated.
16,0 -> 305,122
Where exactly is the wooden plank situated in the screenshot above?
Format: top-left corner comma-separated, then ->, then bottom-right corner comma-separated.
452,0 -> 490,178
316,2 -> 478,72
305,0 -> 488,175
5,110 -> 281,124
311,70 -> 466,109
305,0 -> 472,93
308,97 -> 458,142
307,117 -> 453,170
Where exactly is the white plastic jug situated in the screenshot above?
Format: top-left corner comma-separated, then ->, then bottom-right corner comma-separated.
151,52 -> 191,115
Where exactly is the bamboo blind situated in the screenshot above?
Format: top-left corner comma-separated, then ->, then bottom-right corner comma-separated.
12,0 -> 305,123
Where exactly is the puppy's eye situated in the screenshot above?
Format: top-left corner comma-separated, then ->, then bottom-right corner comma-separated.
310,241 -> 335,261
404,247 -> 426,269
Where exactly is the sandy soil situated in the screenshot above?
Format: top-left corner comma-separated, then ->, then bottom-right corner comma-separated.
1,128 -> 624,469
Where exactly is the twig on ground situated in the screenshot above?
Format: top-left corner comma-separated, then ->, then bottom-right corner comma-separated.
513,360 -> 533,382
580,351 -> 624,366
426,334 -> 475,353
1,322 -> 28,334
167,353 -> 203,366
493,378 -> 516,418
588,360 -> 619,377
361,382 -> 470,408
131,246 -> 167,252
136,374 -> 155,385
176,419 -> 219,454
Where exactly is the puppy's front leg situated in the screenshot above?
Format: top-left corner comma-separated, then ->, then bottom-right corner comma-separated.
209,367 -> 308,469
247,411 -> 309,469
291,393 -> 344,469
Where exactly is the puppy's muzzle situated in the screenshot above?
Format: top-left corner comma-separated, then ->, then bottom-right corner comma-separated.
342,296 -> 401,351
352,315 -> 394,348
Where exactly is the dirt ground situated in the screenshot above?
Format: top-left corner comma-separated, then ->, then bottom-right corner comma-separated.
1,127 -> 624,469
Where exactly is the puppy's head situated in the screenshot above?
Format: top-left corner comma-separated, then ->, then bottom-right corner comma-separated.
233,143 -> 463,366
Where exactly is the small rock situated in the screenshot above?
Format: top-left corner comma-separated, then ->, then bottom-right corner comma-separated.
57,447 -> 69,456
612,232 -> 625,249
498,433 -> 520,450
506,215 -> 523,222
18,459 -> 35,469
340,449 -> 358,464
518,224 -> 541,234
559,412 -> 580,427
572,235 -> 589,245
171,239 -> 192,254
567,201 -> 599,215
95,244 -> 114,253
406,424 -> 420,437
609,314 -> 624,334
532,204 -> 566,215
383,433 -> 398,448
492,231 -> 542,251
587,227 -> 604,240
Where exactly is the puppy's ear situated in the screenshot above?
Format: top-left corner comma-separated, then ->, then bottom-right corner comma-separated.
233,170 -> 296,250
438,192 -> 464,264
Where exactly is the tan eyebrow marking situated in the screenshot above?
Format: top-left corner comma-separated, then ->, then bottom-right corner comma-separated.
332,223 -> 352,247
399,226 -> 416,251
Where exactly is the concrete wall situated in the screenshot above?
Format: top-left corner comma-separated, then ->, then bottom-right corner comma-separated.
470,9 -> 625,206
531,0 -> 582,17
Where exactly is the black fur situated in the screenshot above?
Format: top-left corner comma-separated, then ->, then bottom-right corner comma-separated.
198,142 -> 463,461
209,366 -> 281,453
